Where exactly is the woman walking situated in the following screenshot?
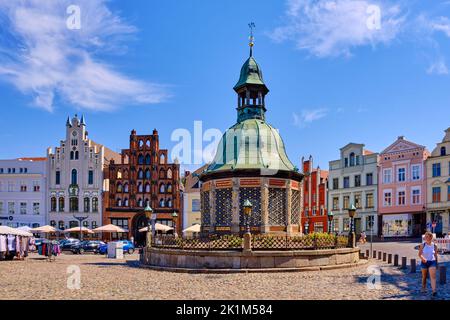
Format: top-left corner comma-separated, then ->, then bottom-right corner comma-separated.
418,232 -> 438,296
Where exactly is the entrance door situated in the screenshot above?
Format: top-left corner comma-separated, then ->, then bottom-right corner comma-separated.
133,214 -> 148,247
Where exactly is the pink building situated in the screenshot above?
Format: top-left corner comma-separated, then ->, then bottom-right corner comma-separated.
378,136 -> 430,237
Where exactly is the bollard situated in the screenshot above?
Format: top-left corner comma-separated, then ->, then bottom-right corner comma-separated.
439,266 -> 447,285
366,249 -> 370,258
373,250 -> 377,259
388,254 -> 392,264
378,251 -> 382,260
394,254 -> 399,266
401,256 -> 407,269
410,259 -> 416,273
383,252 -> 387,262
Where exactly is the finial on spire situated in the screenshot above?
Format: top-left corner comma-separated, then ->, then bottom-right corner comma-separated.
248,22 -> 255,57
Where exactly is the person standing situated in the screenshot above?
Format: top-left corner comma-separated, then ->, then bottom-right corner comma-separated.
418,231 -> 438,296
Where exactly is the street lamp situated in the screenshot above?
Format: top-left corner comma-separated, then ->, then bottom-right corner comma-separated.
243,199 -> 253,234
348,204 -> 357,248
73,214 -> 88,242
144,205 -> 154,247
304,210 -> 309,234
327,211 -> 334,234
172,212 -> 178,236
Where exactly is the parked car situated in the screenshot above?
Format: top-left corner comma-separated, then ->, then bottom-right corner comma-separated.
71,240 -> 106,254
98,240 -> 135,255
60,238 -> 80,251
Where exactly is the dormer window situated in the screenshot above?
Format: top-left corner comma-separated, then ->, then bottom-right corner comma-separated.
349,152 -> 356,167
441,146 -> 446,156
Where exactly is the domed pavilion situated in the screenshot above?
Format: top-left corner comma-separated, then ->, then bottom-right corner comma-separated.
199,38 -> 303,235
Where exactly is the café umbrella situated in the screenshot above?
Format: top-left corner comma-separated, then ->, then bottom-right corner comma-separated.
182,224 -> 201,234
93,224 -> 128,242
139,223 -> 174,233
63,226 -> 94,234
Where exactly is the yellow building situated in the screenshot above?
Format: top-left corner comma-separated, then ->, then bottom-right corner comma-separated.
182,165 -> 208,230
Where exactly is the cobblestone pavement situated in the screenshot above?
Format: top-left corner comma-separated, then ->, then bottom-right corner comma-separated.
0,252 -> 448,300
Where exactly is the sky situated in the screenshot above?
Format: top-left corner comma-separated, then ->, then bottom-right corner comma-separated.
0,0 -> 450,172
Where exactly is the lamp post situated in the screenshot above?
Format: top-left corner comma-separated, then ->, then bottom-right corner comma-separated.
348,204 -> 357,248
172,212 -> 178,236
73,214 -> 88,242
243,200 -> 253,234
304,210 -> 309,234
327,211 -> 334,234
144,205 -> 154,247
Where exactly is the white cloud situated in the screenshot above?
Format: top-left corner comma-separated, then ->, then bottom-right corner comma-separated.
427,59 -> 449,75
0,0 -> 168,112
430,16 -> 450,37
293,108 -> 328,127
269,0 -> 404,57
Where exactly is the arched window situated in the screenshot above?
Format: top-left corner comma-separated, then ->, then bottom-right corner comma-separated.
349,153 -> 355,167
441,146 -> 446,156
160,154 -> 166,165
71,169 -> 77,185
138,169 -> 144,179
145,169 -> 151,179
145,198 -> 150,206
166,198 -> 172,208
145,183 -> 151,193
159,183 -> 165,194
159,169 -> 165,179
124,198 -> 129,206
84,197 -> 90,212
146,139 -> 151,148
123,169 -> 129,179
138,198 -> 143,207
138,154 -> 144,165
51,197 -> 57,212
138,183 -> 143,193
59,197 -> 65,212
117,170 -> 122,179
124,183 -> 129,193
92,197 -> 99,212
145,154 -> 151,165
69,197 -> 78,212
167,168 -> 173,179
139,140 -> 144,148
159,199 -> 165,207
116,198 -> 122,207
50,220 -> 56,227
117,183 -> 123,193
70,151 -> 74,160
167,183 -> 172,193
75,151 -> 79,160
58,221 -> 65,230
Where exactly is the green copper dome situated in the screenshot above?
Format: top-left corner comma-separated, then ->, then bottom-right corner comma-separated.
206,119 -> 296,172
233,57 -> 268,93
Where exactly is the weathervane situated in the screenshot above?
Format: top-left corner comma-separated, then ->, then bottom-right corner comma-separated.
248,22 -> 255,56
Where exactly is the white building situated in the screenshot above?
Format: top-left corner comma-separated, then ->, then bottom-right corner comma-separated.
46,115 -> 120,231
0,158 -> 47,228
328,143 -> 379,236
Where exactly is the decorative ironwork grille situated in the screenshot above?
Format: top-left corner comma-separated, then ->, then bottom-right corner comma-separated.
239,188 -> 262,227
291,189 -> 301,224
201,191 -> 211,226
215,188 -> 232,226
268,188 -> 286,225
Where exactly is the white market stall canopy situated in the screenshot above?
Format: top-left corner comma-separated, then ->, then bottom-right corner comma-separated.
0,226 -> 33,237
139,223 -> 174,233
182,224 -> 201,234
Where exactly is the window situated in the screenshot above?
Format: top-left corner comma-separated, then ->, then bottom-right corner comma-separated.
138,154 -> 144,165
441,146 -> 446,156
366,173 -> 373,186
145,154 -> 151,165
88,170 -> 94,185
138,183 -> 143,193
354,194 -> 362,208
138,198 -> 143,207
69,221 -> 78,228
50,220 -> 56,227
398,168 -> 406,182
160,199 -> 165,207
33,203 -> 39,215
71,169 -> 77,185
20,202 -> 27,214
343,177 -> 350,188
344,158 -> 348,168
117,183 -> 123,193
145,183 -> 151,193
343,196 -> 350,209
7,181 -> 13,192
56,171 -> 61,185
159,169 -> 165,179
70,151 -> 74,160
332,197 -> 339,210
145,169 -> 151,179
167,183 -> 172,193
116,198 -> 122,207
356,155 -> 360,166
366,193 -> 374,208
412,165 -> 420,181
383,169 -> 392,184
412,188 -> 421,205
398,191 -> 406,205
33,181 -> 40,192
92,197 -> 99,212
354,175 -> 361,187
333,178 -> 339,190
83,221 -> 89,228
349,153 -> 355,167
92,221 -> 98,229
51,197 -> 57,212
166,198 -> 172,208
124,198 -> 129,206
69,197 -> 79,212
75,151 -> 79,160
448,185 -> 450,202
167,168 -> 173,179
366,216 -> 375,231
384,192 -> 392,206
84,198 -> 90,212
8,202 -> 14,214
20,182 -> 27,192
432,187 -> 441,203
58,221 -> 65,230
192,199 -> 200,212
138,169 -> 144,179
343,218 -> 350,232
432,163 -> 441,177
124,183 -> 129,193
160,154 -> 165,165
159,183 -> 165,193
59,197 -> 65,212
0,202 -> 3,214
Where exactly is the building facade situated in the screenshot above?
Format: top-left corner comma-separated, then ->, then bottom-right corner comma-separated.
47,115 -> 120,231
426,128 -> 450,236
301,156 -> 328,233
378,136 -> 429,238
182,165 -> 208,230
328,143 -> 379,236
0,158 -> 47,228
104,129 -> 182,245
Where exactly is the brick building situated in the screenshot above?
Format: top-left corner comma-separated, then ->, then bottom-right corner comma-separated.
301,156 -> 328,233
104,129 -> 182,245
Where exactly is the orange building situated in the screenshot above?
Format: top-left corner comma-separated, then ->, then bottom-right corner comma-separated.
302,156 -> 329,233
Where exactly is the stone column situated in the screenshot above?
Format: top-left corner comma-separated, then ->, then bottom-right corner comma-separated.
261,178 -> 270,233
209,184 -> 216,235
286,180 -> 292,235
231,178 -> 240,234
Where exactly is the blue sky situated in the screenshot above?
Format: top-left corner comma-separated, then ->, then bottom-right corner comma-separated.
0,0 -> 450,171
